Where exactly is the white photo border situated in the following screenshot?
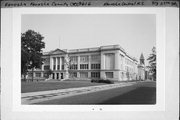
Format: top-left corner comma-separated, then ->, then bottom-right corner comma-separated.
10,8 -> 166,112
2,6 -> 179,120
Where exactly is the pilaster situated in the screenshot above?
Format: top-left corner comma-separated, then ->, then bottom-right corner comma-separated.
100,53 -> 105,70
115,51 -> 120,70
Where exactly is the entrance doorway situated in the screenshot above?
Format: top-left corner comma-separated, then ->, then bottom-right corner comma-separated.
56,73 -> 59,79
61,73 -> 63,79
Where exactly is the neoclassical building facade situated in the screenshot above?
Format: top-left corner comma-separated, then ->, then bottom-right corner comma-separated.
27,45 -> 139,81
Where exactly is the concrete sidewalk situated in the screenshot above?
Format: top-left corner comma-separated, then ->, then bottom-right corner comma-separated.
22,82 -> 137,104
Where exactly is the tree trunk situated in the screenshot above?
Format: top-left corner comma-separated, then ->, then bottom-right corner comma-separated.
23,73 -> 26,81
31,68 -> 34,82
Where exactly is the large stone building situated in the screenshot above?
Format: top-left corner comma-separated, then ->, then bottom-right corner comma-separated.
26,45 -> 139,81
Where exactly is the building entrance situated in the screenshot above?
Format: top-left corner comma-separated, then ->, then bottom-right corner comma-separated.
56,73 -> 59,79
61,73 -> 63,79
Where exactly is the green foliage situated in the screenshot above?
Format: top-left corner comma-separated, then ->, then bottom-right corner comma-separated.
21,30 -> 45,77
44,68 -> 53,78
147,47 -> 156,80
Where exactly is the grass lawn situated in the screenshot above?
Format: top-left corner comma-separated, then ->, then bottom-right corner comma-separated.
21,80 -> 106,93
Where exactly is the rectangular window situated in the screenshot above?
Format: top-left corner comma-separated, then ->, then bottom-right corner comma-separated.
61,65 -> 64,70
80,64 -> 88,69
80,72 -> 88,78
53,65 -> 56,70
57,58 -> 60,69
80,56 -> 89,63
53,57 -> 56,65
35,72 -> 41,77
91,55 -> 100,62
105,72 -> 113,78
91,72 -> 100,78
73,72 -> 77,77
91,64 -> 100,69
44,65 -> 50,70
57,65 -> 60,70
105,53 -> 115,69
70,56 -> 78,63
70,64 -> 78,70
70,72 -> 77,78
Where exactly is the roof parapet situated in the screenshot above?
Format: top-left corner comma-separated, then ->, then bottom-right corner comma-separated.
42,45 -> 137,62
100,44 -> 125,53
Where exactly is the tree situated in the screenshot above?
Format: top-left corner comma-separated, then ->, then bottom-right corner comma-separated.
44,68 -> 53,79
21,30 -> 45,81
147,47 -> 156,81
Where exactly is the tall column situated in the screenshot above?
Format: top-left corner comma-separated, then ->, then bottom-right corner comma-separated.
55,57 -> 58,70
50,57 -> 53,70
88,55 -> 91,70
77,56 -> 80,70
59,57 -> 62,70
41,64 -> 44,71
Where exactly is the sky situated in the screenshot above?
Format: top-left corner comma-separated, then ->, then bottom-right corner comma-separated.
22,14 -> 156,65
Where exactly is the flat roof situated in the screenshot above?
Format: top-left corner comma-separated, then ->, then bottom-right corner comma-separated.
43,44 -> 138,62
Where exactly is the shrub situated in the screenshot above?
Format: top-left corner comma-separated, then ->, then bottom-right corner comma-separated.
91,78 -> 114,84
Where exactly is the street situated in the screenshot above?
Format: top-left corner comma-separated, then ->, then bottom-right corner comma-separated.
35,81 -> 156,105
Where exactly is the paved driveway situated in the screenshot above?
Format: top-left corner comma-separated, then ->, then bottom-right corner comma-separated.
35,81 -> 156,104
22,82 -> 137,104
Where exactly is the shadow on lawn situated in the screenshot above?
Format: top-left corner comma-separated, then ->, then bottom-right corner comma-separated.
100,87 -> 156,104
